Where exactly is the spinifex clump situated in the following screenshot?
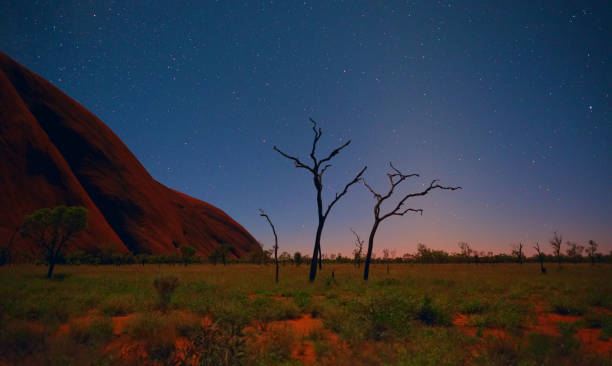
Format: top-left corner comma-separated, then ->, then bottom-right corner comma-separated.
153,276 -> 179,312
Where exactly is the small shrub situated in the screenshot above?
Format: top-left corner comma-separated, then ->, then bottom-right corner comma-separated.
153,276 -> 179,312
581,310 -> 603,328
125,312 -> 165,339
184,322 -> 244,366
417,296 -> 451,326
474,337 -> 520,366
244,325 -> 296,365
293,291 -> 311,309
459,298 -> 488,314
376,278 -> 401,287
89,317 -> 114,344
100,295 -> 136,316
550,296 -> 586,316
600,315 -> 612,341
69,321 -> 91,344
0,322 -> 44,358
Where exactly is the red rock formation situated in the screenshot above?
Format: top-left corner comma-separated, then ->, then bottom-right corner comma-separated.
0,52 -> 258,257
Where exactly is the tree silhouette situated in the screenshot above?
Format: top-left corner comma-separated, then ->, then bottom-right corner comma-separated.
293,251 -> 302,266
180,245 -> 196,266
550,231 -> 563,265
209,243 -> 232,265
259,209 -> 279,283
274,118 -> 366,282
512,242 -> 524,264
361,162 -> 460,280
533,242 -> 546,274
566,241 -> 584,264
586,240 -> 598,265
21,205 -> 88,278
350,228 -> 364,268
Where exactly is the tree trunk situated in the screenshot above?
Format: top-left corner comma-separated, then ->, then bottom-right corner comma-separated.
275,246 -> 279,283
309,221 -> 324,282
363,221 -> 380,281
47,258 -> 56,278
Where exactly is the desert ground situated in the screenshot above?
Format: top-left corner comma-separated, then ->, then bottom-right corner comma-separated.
0,262 -> 611,365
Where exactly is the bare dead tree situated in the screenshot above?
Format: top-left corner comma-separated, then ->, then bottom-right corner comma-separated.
550,231 -> 563,265
361,162 -> 461,280
565,241 -> 584,264
533,242 -> 546,274
259,209 -> 279,283
274,118 -> 366,282
586,240 -> 598,265
512,242 -> 524,264
350,228 -> 364,268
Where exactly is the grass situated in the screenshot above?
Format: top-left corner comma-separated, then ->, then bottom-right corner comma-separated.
0,262 -> 610,365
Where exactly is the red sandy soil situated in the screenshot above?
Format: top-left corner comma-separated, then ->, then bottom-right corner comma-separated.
111,314 -> 136,336
575,329 -> 612,354
247,294 -> 293,301
0,51 -> 258,257
452,314 -> 507,339
244,314 -> 347,365
453,304 -> 612,357
104,311 -> 217,365
530,312 -> 580,336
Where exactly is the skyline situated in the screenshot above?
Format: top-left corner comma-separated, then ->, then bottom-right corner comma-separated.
1,1 -> 610,256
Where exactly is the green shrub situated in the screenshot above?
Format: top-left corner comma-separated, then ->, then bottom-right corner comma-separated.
67,318 -> 113,345
184,322 -> 244,366
326,293 -> 418,342
417,296 -> 451,326
89,318 -> 114,344
153,276 -> 179,312
125,312 -> 165,339
0,322 -> 44,358
459,298 -> 487,314
100,295 -> 136,316
293,291 -> 311,309
244,325 -> 296,365
550,296 -> 586,316
600,315 -> 612,341
581,310 -> 603,328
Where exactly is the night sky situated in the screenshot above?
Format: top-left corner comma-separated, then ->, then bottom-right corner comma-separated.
2,1 -> 611,256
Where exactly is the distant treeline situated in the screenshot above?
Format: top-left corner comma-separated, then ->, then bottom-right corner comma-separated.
1,242 -> 610,266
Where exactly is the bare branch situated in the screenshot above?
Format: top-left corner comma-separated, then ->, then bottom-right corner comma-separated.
388,162 -> 419,181
361,178 -> 382,201
380,179 -> 461,221
309,118 -> 323,165
392,208 -> 424,217
319,164 -> 332,178
319,140 -> 352,165
324,166 -> 367,218
273,145 -> 314,173
350,228 -> 363,244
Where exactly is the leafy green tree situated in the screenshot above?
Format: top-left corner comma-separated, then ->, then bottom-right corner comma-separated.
180,245 -> 196,266
293,251 -> 302,266
20,206 -> 87,278
209,243 -> 232,265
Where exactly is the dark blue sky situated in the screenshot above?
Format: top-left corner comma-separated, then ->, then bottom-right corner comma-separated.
2,1 -> 610,256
